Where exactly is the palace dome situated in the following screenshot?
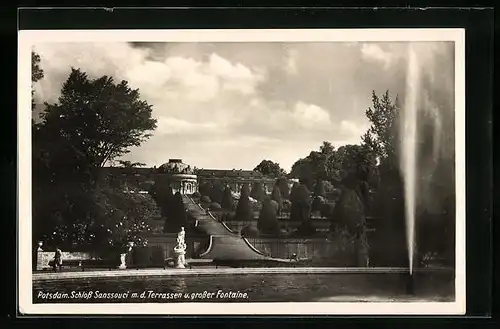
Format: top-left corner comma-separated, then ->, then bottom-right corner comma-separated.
158,159 -> 194,175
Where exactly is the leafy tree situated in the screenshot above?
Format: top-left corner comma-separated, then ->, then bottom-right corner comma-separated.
291,184 -> 316,237
254,160 -> 287,178
314,180 -> 326,197
290,183 -> 312,223
103,189 -> 158,248
270,200 -> 279,213
362,90 -> 400,171
235,184 -> 253,222
32,52 -> 44,83
44,183 -> 158,250
32,69 -> 157,248
209,181 -> 224,204
257,197 -> 280,235
34,68 -> 157,183
330,187 -> 369,266
289,141 -> 341,188
221,186 -> 234,210
336,144 -> 378,209
330,187 -> 366,234
312,196 -> 326,213
289,158 -> 315,188
271,184 -> 283,213
276,177 -> 290,200
198,182 -> 212,198
320,202 -> 334,218
150,181 -> 174,226
282,199 -> 292,213
290,182 -> 301,202
250,182 -> 266,202
117,160 -> 146,168
337,144 -> 378,185
32,51 -> 44,112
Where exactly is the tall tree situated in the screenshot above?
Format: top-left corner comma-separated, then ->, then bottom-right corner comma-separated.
34,68 -> 157,183
221,186 -> 234,210
44,182 -> 158,250
290,182 -> 301,202
290,183 -> 311,223
337,144 -> 378,207
289,141 -> 341,188
150,180 -> 174,225
163,192 -> 188,233
314,180 -> 326,197
235,183 -> 253,222
32,52 -> 44,83
277,177 -> 290,200
32,51 -> 44,112
250,181 -> 266,202
257,197 -> 280,236
271,184 -> 283,214
209,181 -> 225,204
254,160 -> 287,178
198,182 -> 212,199
32,69 -> 157,246
362,90 -> 400,171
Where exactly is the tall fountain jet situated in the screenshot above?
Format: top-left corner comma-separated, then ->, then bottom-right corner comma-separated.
401,44 -> 420,276
400,41 -> 455,277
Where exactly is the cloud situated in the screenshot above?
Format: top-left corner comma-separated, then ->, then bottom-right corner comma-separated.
340,120 -> 367,136
156,117 -> 220,135
31,41 -> 454,171
360,43 -> 396,69
33,43 -> 265,104
292,102 -> 331,128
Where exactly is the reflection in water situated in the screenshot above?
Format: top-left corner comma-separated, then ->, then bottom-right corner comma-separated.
169,276 -> 187,293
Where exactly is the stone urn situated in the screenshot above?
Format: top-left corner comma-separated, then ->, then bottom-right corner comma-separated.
37,241 -> 43,252
118,253 -> 127,269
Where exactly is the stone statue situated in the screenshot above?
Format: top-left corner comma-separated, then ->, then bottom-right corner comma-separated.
177,227 -> 185,245
173,227 -> 187,268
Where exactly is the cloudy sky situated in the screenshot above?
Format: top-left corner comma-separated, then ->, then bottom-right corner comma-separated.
32,41 -> 454,171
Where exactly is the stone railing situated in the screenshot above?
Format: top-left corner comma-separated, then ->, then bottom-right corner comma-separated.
243,237 -> 357,261
224,219 -> 331,234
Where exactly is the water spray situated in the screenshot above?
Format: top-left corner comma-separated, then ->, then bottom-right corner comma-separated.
401,44 -> 420,277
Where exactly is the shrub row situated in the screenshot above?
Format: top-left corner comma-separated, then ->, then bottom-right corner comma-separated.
129,245 -> 166,268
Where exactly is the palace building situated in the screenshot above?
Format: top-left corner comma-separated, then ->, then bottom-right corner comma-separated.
101,159 -> 279,195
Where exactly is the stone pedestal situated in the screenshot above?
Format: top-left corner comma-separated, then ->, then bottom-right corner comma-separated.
174,249 -> 186,268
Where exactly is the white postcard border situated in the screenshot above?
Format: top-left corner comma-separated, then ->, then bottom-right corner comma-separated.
18,28 -> 466,315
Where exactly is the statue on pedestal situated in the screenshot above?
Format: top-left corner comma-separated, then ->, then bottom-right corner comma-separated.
173,227 -> 187,268
119,242 -> 134,270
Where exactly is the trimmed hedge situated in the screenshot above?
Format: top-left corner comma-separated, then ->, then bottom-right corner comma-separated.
151,246 -> 165,266
130,245 -> 166,269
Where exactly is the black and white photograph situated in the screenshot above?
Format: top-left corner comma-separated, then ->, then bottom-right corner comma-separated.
18,29 -> 465,315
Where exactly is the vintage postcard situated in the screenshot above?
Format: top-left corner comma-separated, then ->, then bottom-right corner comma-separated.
18,28 -> 465,315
